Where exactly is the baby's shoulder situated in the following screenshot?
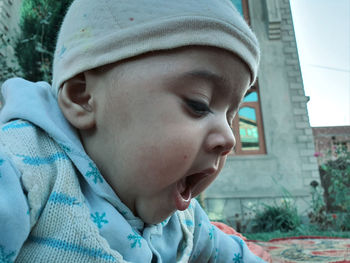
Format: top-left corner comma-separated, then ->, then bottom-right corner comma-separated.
0,119 -> 62,159
0,119 -> 76,226
1,119 -> 48,149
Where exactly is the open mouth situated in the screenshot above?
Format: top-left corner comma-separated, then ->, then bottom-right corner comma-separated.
175,173 -> 208,211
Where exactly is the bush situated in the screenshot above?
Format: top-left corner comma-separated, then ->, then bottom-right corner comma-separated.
308,180 -> 333,230
310,145 -> 350,231
15,0 -> 73,82
252,199 -> 301,233
320,146 -> 350,213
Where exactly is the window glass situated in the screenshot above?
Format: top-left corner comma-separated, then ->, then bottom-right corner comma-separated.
230,0 -> 244,17
243,91 -> 258,102
238,107 -> 260,150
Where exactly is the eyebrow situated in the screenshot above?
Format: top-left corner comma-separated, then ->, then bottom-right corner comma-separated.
180,69 -> 230,91
175,69 -> 244,108
171,69 -> 236,101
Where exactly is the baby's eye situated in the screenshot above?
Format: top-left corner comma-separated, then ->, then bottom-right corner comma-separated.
185,99 -> 213,117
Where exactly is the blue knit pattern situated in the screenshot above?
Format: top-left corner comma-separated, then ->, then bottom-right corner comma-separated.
1,120 -> 33,131
16,152 -> 69,166
48,192 -> 81,206
0,119 -> 127,262
28,236 -> 117,262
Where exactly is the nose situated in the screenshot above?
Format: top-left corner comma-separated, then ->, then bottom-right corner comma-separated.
205,118 -> 235,156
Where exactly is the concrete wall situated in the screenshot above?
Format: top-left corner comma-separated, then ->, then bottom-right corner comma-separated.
0,0 -> 22,33
0,0 -> 22,56
204,0 -> 320,225
0,0 -> 22,104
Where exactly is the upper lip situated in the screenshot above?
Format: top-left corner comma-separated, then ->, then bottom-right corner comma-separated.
184,167 -> 217,191
177,167 -> 218,196
195,167 -> 217,176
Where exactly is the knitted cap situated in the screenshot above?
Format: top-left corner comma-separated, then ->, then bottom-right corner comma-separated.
52,0 -> 260,96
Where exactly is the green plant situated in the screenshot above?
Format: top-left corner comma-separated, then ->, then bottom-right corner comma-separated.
333,212 -> 350,231
251,199 -> 301,233
312,145 -> 350,231
249,178 -> 301,233
308,180 -> 334,230
320,146 -> 350,212
15,0 -> 73,82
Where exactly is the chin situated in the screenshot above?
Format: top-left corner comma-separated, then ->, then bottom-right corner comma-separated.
141,208 -> 176,225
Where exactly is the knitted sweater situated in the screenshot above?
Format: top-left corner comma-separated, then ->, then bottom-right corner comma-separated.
0,78 -> 265,262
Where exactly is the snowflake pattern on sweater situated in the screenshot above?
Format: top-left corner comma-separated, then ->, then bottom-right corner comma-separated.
91,212 -> 109,229
127,230 -> 143,249
85,162 -> 104,184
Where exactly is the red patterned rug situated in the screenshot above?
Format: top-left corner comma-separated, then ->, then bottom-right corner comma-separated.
255,236 -> 350,263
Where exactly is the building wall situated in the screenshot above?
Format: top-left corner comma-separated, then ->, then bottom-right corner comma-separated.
0,0 -> 22,57
204,0 -> 319,224
313,126 -> 350,164
0,0 -> 22,104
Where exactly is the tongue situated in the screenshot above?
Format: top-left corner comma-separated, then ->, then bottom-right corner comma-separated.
175,182 -> 192,211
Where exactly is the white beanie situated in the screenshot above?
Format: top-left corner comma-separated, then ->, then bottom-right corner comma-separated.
52,0 -> 260,96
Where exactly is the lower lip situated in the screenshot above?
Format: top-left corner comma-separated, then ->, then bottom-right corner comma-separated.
174,184 -> 192,211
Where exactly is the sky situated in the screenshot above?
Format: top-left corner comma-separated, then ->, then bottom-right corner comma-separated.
290,0 -> 350,127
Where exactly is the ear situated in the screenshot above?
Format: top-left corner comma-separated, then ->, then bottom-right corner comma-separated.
58,73 -> 95,130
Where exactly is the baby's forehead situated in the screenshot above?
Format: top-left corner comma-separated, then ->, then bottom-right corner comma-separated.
90,46 -> 250,103
94,46 -> 248,76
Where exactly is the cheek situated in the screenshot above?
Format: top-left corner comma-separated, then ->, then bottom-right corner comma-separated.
108,95 -> 202,187
131,134 -> 199,185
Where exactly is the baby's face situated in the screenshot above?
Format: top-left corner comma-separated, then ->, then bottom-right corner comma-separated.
82,47 -> 250,224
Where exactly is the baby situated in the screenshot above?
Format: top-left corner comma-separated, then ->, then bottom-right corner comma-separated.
0,0 -> 264,262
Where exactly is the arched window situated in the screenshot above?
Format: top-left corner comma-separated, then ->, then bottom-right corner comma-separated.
232,85 -> 266,155
230,0 -> 266,155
